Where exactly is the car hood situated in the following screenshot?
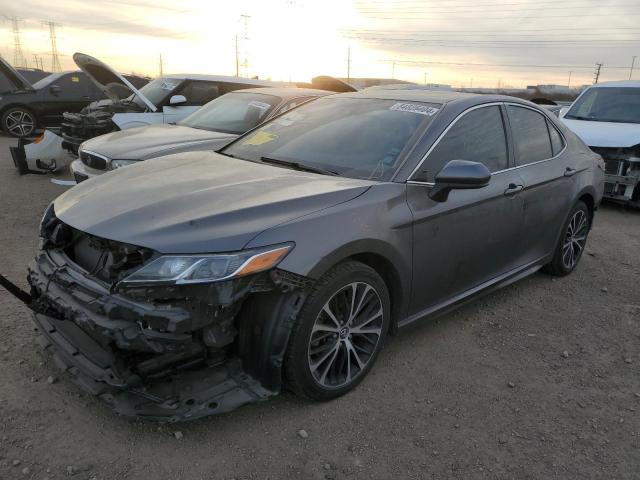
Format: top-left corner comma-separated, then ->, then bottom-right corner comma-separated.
0,57 -> 33,92
73,52 -> 157,111
54,152 -> 372,253
82,124 -> 238,160
561,117 -> 640,148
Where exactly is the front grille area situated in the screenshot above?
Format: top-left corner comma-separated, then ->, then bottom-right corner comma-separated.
80,150 -> 108,170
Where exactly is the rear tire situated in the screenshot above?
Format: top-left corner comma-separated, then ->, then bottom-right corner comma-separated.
1,107 -> 37,137
543,201 -> 591,276
284,261 -> 391,401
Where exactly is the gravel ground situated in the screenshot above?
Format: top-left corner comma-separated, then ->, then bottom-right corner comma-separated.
0,134 -> 638,480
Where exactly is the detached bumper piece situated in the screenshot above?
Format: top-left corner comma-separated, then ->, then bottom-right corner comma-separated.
10,130 -> 67,175
34,313 -> 272,422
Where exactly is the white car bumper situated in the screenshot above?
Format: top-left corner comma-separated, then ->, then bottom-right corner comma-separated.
69,158 -> 108,183
10,130 -> 70,174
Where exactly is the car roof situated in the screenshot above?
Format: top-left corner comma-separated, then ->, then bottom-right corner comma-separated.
228,86 -> 332,100
161,74 -> 285,87
336,88 -> 535,107
584,80 -> 640,88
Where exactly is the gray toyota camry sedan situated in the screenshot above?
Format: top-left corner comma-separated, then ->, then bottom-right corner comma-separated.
5,90 -> 604,421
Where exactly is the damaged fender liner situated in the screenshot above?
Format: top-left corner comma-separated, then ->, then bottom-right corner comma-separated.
25,239 -> 311,421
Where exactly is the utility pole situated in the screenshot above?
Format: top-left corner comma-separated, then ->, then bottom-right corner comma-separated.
238,14 -> 250,78
391,60 -> 396,79
235,35 -> 239,77
159,53 -> 163,77
568,71 -> 572,88
4,16 -> 27,68
630,56 -> 637,80
43,21 -> 62,72
593,62 -> 603,84
423,71 -> 427,84
347,47 -> 351,82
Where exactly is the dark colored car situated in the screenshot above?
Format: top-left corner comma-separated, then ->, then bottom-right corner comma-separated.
3,90 -> 604,422
0,58 -> 148,137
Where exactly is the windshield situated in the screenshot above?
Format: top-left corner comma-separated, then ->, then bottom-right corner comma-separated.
565,87 -> 640,124
222,97 -> 440,181
32,73 -> 65,90
180,92 -> 280,134
128,77 -> 181,108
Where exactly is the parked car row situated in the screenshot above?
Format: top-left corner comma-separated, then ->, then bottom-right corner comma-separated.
0,82 -> 604,421
0,57 -> 149,138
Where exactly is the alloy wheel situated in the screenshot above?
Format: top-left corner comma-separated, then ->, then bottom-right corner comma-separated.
307,282 -> 384,388
562,209 -> 588,269
5,110 -> 35,137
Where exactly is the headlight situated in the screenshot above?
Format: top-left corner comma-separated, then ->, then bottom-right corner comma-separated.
122,243 -> 293,284
111,159 -> 139,170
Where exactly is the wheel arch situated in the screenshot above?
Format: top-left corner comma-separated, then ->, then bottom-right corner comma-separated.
306,239 -> 410,333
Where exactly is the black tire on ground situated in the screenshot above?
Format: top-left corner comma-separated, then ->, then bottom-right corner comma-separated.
543,200 -> 591,277
1,107 -> 37,138
284,260 -> 391,401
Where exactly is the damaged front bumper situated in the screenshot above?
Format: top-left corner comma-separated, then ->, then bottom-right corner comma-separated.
591,146 -> 640,206
10,130 -> 69,175
15,227 -> 309,421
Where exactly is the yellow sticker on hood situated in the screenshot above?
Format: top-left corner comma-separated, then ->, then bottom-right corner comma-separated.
242,130 -> 278,146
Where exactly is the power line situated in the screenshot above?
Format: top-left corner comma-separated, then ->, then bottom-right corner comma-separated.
379,58 -> 635,71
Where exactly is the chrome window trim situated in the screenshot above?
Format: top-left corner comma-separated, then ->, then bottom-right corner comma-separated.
503,102 -> 568,166
406,102 -> 506,182
407,101 -> 568,184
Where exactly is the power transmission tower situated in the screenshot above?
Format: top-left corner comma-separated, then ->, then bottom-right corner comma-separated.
593,62 -> 603,84
3,16 -> 27,68
43,21 -> 62,72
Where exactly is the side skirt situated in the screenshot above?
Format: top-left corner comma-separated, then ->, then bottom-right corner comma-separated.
398,258 -> 548,329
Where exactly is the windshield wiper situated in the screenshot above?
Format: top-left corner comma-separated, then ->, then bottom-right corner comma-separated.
260,156 -> 339,176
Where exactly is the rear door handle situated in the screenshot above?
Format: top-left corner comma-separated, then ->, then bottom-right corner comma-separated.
564,167 -> 577,177
504,183 -> 524,196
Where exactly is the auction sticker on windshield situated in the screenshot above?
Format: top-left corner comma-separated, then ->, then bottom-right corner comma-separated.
242,131 -> 279,146
390,103 -> 439,116
275,111 -> 305,127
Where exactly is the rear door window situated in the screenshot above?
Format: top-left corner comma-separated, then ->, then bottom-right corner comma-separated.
422,105 -> 508,182
507,105 -> 554,165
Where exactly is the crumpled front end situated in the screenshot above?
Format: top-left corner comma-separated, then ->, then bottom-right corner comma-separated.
591,145 -> 640,206
27,210 -> 309,421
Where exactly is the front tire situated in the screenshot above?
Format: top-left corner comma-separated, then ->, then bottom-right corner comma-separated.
284,261 -> 391,401
544,200 -> 591,276
2,107 -> 37,137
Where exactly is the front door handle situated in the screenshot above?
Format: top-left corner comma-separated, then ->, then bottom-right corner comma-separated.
504,183 -> 524,196
564,167 -> 577,177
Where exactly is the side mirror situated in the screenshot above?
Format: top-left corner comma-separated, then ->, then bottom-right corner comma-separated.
49,85 -> 61,96
169,94 -> 187,105
429,160 -> 491,202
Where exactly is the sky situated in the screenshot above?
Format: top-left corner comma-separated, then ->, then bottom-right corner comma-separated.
1,0 -> 639,88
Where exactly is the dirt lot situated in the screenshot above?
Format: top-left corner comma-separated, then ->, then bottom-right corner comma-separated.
0,134 -> 638,480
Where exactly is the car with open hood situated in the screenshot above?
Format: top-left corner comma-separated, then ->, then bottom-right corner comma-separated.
560,81 -> 640,206
0,57 -> 148,138
0,90 -> 603,422
8,53 -> 285,175
69,87 -> 330,183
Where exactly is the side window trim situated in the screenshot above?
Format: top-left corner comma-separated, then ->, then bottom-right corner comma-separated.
503,102 -> 568,169
407,102 -> 507,185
